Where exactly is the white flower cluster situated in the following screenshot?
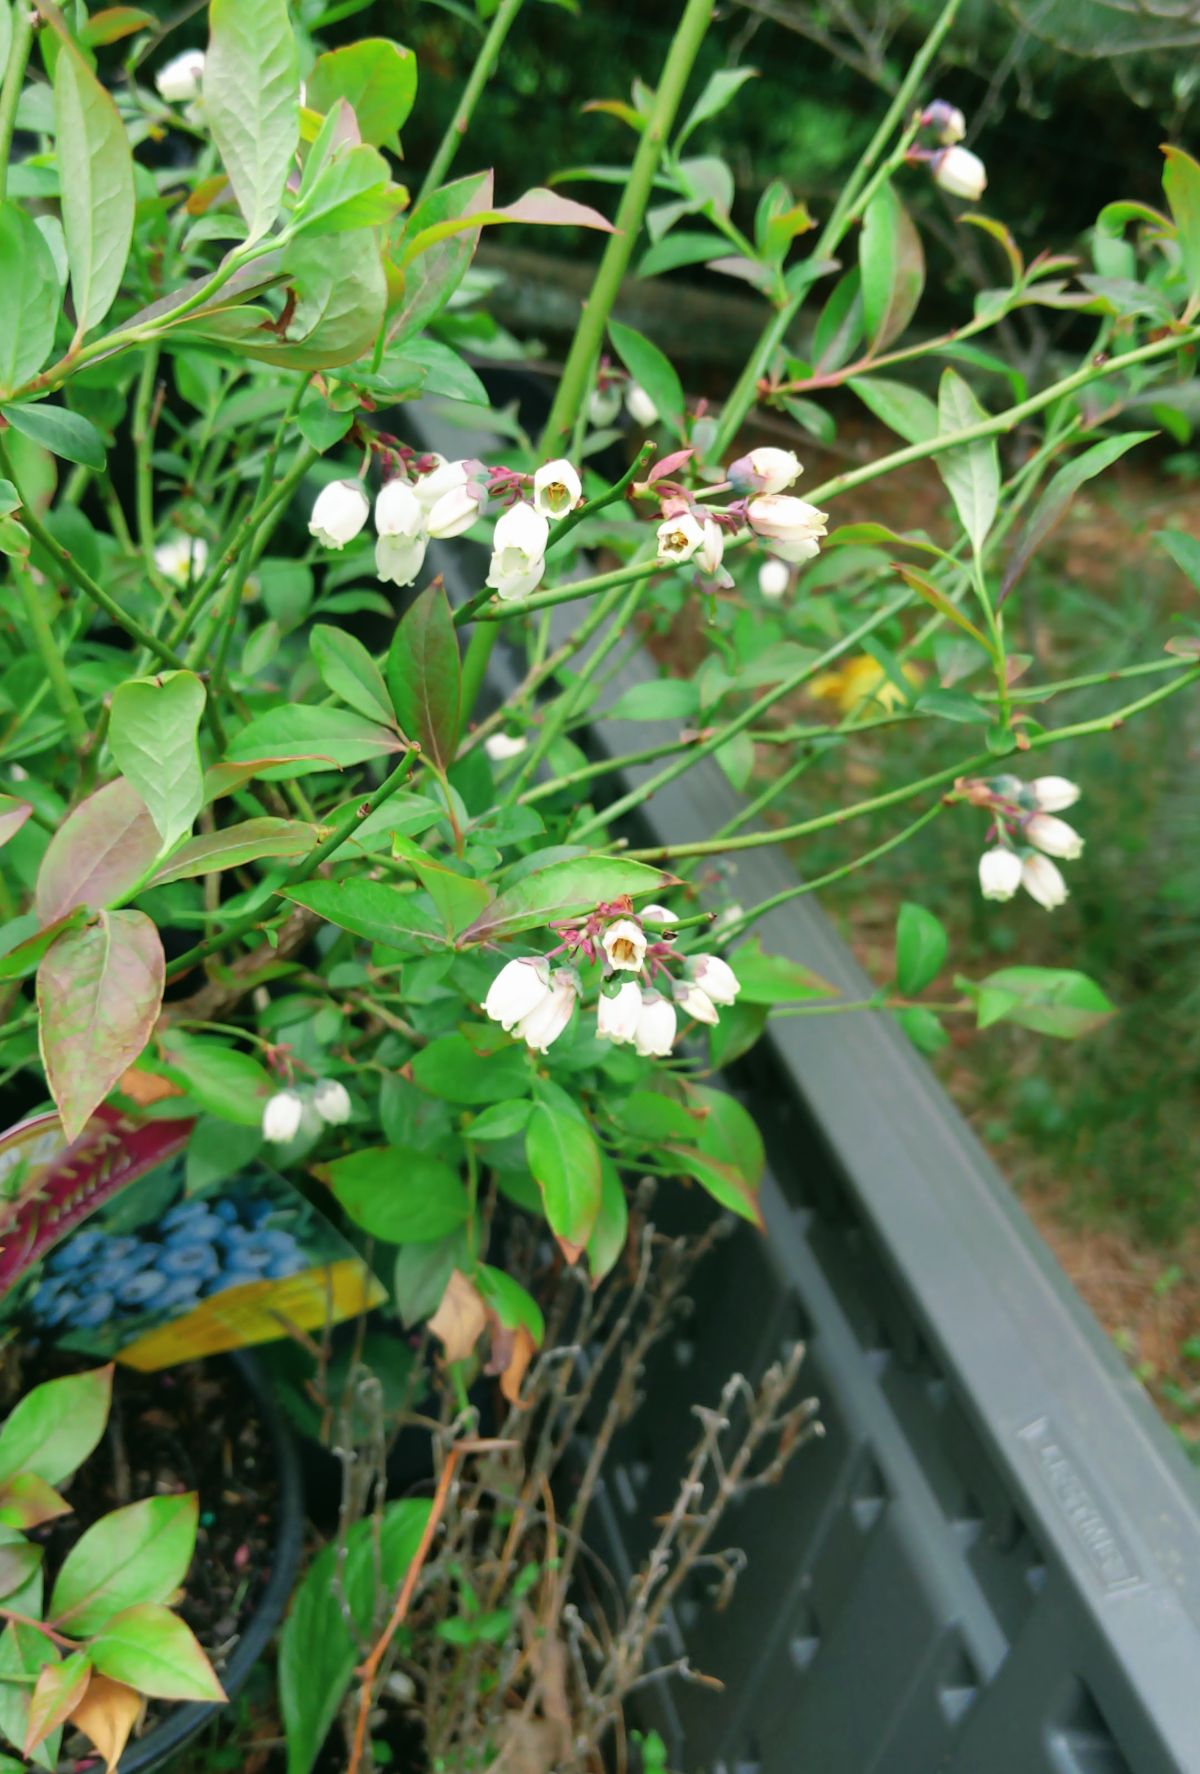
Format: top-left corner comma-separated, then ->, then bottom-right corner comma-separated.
483,906 -> 741,1057
653,445 -> 828,589
262,1077 -> 352,1144
976,776 -> 1083,910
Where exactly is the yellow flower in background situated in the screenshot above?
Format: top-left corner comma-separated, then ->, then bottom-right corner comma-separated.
809,654 -> 923,713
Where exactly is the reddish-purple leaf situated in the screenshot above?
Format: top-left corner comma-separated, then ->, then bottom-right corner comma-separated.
150,817 -> 315,885
37,911 -> 165,1141
646,448 -> 694,484
35,779 -> 160,924
385,580 -> 461,770
493,187 -> 614,232
0,796 -> 32,850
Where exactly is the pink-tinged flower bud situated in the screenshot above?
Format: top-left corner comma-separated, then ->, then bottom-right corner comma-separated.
1025,813 -> 1084,860
675,981 -> 719,1026
1021,853 -> 1069,910
698,518 -> 725,576
484,957 -> 551,1032
690,953 -> 739,1005
312,1078 -> 352,1126
597,980 -> 642,1044
921,100 -> 966,145
728,447 -> 802,495
933,146 -> 986,201
633,991 -> 677,1057
758,558 -> 790,601
625,383 -> 659,427
747,494 -> 828,563
516,970 -> 579,1052
427,481 -> 484,540
262,1090 -> 304,1144
375,533 -> 426,587
1029,776 -> 1080,813
484,731 -> 527,763
375,478 -> 424,539
309,479 -> 369,549
486,500 -> 549,601
979,846 -> 1021,901
413,458 -> 463,512
533,459 -> 582,519
601,917 -> 647,972
156,49 -> 205,103
639,904 -> 678,924
656,512 -> 704,565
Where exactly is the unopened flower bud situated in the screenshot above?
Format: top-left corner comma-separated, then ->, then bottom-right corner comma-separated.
979,846 -> 1021,901
484,731 -> 527,763
589,385 -> 622,427
1029,776 -> 1080,813
758,558 -> 790,601
262,1090 -> 304,1144
309,479 -> 369,549
312,1078 -> 352,1125
675,981 -> 719,1026
728,447 -> 802,495
698,517 -> 725,577
597,980 -> 642,1044
690,954 -> 739,1006
625,383 -> 659,427
639,904 -> 678,924
922,100 -> 966,145
633,991 -> 676,1057
747,494 -> 828,563
1021,853 -> 1069,910
533,459 -> 582,519
156,49 -> 205,103
1024,813 -> 1084,861
933,145 -> 986,202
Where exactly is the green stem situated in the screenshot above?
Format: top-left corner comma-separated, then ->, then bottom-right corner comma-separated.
0,4 -> 34,204
416,0 -> 526,205
771,996 -> 970,1019
623,666 -> 1200,863
0,440 -> 188,670
709,0 -> 965,459
11,559 -> 88,748
132,341 -> 164,588
165,752 -> 417,981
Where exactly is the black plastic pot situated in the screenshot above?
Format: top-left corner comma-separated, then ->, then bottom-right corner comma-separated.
61,1350 -> 304,1774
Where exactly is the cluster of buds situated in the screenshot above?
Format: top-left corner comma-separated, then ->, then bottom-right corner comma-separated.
910,99 -> 986,203
483,900 -> 741,1057
960,774 -> 1084,910
587,361 -> 661,430
262,1077 -> 352,1144
652,445 -> 828,588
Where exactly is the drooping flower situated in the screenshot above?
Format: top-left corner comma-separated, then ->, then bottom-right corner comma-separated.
156,49 -> 205,103
262,1090 -> 305,1143
1025,813 -> 1084,860
516,970 -> 579,1052
921,100 -> 966,145
675,981 -> 719,1026
313,1078 -> 352,1125
374,477 -> 427,586
309,479 -> 370,549
633,992 -> 677,1057
596,980 -> 642,1044
533,459 -> 582,519
1029,776 -> 1080,813
376,532 -> 427,587
589,385 -> 622,427
601,918 -> 647,973
656,511 -> 704,565
625,382 -> 659,427
486,501 -> 549,601
979,846 -> 1022,901
933,145 -> 987,201
417,460 -> 485,539
747,494 -> 828,563
154,534 -> 208,584
1021,853 -> 1069,910
698,517 -> 725,577
758,558 -> 790,601
728,447 -> 802,495
690,954 -> 739,1006
484,957 -> 552,1032
485,731 -> 528,763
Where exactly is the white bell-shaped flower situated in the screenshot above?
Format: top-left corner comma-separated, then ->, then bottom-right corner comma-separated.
516,970 -> 578,1052
312,1078 -> 352,1126
601,918 -> 647,972
309,479 -> 370,549
484,957 -> 552,1032
375,533 -> 427,587
533,459 -> 582,519
484,732 -> 528,762
747,494 -> 828,563
729,447 -> 801,494
375,478 -> 424,539
633,992 -> 677,1057
156,49 -> 205,103
486,501 -> 549,601
675,981 -> 719,1026
758,558 -> 790,601
1029,776 -> 1080,813
656,512 -> 704,565
933,146 -> 987,201
262,1090 -> 304,1144
154,534 -> 208,584
1025,813 -> 1084,860
597,980 -> 642,1044
979,846 -> 1022,901
690,953 -> 740,1006
625,383 -> 659,427
1021,853 -> 1069,910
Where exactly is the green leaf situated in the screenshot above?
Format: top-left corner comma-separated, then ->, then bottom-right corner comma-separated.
283,878 -> 442,950
157,1033 -> 273,1126
204,0 -> 299,241
37,910 -> 165,1141
687,1083 -> 766,1195
0,1473 -> 71,1532
614,1090 -> 699,1144
292,142 -> 399,238
971,967 -> 1116,1039
893,562 -> 992,651
936,368 -> 999,555
465,1100 -> 533,1142
226,705 -> 403,776
306,38 -> 417,149
411,1031 -> 531,1105
0,202 -> 60,396
811,269 -> 864,374
392,1233 -> 467,1328
708,999 -> 767,1067
0,401 -> 105,469
0,1367 -> 111,1489
1000,433 -> 1155,605
636,230 -> 732,279
525,1102 -> 602,1255
859,181 -> 924,353
727,938 -> 836,1004
50,1494 -> 197,1635
280,1499 -> 431,1774
606,679 -> 700,722
0,1542 -> 42,1600
657,1143 -> 762,1226
151,817 -> 314,885
460,856 -> 670,944
54,37 -> 134,333
1160,527 -> 1200,589
894,902 -> 948,996
325,1146 -> 469,1243
847,375 -> 937,444
89,1604 -> 223,1702
586,1153 -> 628,1284
311,624 -> 394,725
475,1266 -> 544,1343
388,170 -> 493,344
1163,145 -> 1200,309
895,1005 -> 948,1055
676,66 -> 757,149
607,319 -> 685,436
390,837 -> 490,938
109,671 -> 206,851
24,1652 -> 90,1757
0,1624 -> 60,1772
386,581 -> 460,770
